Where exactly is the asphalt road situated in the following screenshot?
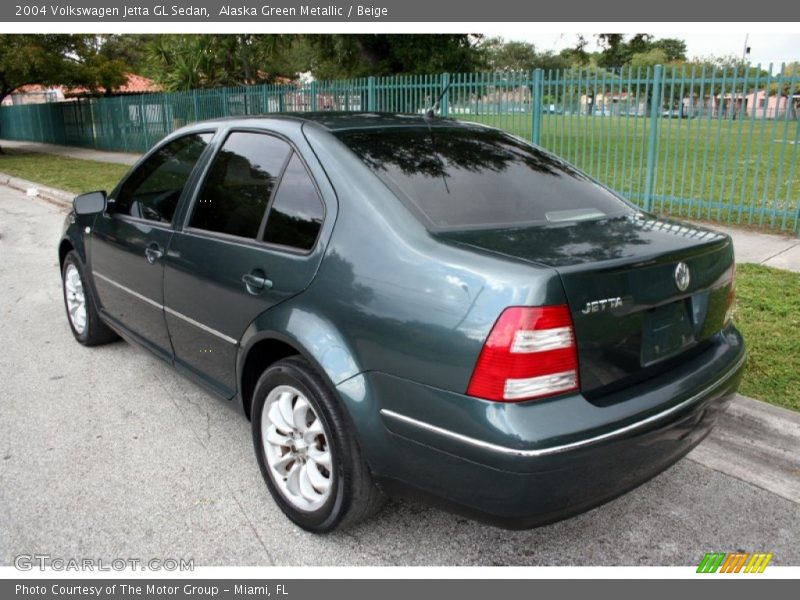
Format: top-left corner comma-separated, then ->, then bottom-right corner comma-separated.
1,186 -> 798,567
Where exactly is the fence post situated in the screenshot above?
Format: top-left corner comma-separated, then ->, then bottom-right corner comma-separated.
140,95 -> 150,149
531,68 -> 543,145
34,104 -> 43,142
192,89 -> 200,120
643,64 -> 664,213
88,99 -> 98,149
440,73 -> 450,117
310,81 -> 318,112
367,76 -> 376,111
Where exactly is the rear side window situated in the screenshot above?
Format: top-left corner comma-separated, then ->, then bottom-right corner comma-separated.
335,127 -> 633,230
262,153 -> 324,251
190,132 -> 292,239
114,133 -> 212,223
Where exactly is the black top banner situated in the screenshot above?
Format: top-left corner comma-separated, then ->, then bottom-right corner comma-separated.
3,0 -> 799,22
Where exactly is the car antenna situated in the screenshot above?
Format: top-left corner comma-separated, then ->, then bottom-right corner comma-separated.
424,47 -> 474,119
425,74 -> 454,119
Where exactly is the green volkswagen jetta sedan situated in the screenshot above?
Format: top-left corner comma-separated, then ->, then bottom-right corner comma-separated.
58,113 -> 745,532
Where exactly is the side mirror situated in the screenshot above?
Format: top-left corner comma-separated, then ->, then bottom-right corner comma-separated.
73,191 -> 107,215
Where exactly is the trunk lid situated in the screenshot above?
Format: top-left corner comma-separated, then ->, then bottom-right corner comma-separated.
440,214 -> 735,398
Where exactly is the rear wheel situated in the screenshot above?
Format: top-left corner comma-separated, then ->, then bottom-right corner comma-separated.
251,356 -> 384,532
61,251 -> 118,346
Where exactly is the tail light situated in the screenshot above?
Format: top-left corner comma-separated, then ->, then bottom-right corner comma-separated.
467,305 -> 580,402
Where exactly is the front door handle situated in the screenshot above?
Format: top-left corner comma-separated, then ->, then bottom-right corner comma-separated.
242,270 -> 273,294
145,244 -> 163,265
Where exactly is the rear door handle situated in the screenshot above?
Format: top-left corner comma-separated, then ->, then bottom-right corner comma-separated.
242,270 -> 273,294
145,244 -> 164,265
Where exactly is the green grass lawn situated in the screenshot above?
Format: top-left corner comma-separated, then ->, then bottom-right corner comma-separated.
734,264 -> 800,412
0,149 -> 129,194
458,114 -> 800,233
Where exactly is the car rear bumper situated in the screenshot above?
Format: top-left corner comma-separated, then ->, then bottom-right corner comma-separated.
336,325 -> 746,528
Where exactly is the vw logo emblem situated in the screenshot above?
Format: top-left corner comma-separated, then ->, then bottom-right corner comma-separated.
674,262 -> 690,291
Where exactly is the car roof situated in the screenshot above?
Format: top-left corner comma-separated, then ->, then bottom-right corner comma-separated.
190,112 -> 485,133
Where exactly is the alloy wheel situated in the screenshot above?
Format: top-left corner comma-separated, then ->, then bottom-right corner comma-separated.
260,385 -> 334,512
64,264 -> 87,335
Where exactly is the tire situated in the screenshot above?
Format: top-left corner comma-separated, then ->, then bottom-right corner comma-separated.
61,250 -> 118,346
251,355 -> 384,532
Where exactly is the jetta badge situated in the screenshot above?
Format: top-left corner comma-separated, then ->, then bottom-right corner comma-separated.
675,262 -> 691,292
581,297 -> 623,314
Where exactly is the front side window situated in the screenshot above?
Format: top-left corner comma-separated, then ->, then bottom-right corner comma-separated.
113,133 -> 213,223
262,153 -> 325,251
190,132 -> 292,239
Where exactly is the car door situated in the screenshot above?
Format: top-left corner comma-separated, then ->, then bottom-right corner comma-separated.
89,132 -> 215,361
163,128 -> 329,397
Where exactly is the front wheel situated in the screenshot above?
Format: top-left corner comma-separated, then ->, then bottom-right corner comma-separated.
61,251 -> 118,346
251,356 -> 384,532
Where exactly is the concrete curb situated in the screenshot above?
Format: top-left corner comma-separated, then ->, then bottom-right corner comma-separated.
688,394 -> 800,504
0,171 -> 73,210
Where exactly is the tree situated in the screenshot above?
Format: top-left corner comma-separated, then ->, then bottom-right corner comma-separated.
651,38 -> 687,63
627,34 -> 654,56
147,35 -> 300,91
0,35 -> 76,104
301,35 -> 484,79
775,62 -> 800,95
683,55 -> 769,80
560,35 -> 591,67
630,49 -> 668,70
69,36 -> 128,96
595,34 -> 687,69
0,35 -> 128,152
95,34 -> 160,76
0,35 -> 137,102
534,51 -> 572,72
596,34 -> 628,68
629,49 -> 669,111
482,37 -> 538,71
481,37 -> 572,72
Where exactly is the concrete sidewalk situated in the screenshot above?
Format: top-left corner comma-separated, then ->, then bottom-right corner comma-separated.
2,138 -> 799,272
0,138 -> 140,165
709,224 -> 800,273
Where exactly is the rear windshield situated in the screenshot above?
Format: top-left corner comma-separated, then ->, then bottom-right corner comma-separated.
335,126 -> 633,230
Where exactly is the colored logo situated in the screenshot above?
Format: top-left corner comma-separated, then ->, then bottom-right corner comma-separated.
697,552 -> 773,573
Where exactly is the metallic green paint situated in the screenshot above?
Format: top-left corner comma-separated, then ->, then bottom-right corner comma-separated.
58,113 -> 746,528
90,216 -> 175,361
441,214 -> 736,394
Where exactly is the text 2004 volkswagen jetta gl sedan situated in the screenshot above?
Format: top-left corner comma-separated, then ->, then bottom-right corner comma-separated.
59,113 -> 745,532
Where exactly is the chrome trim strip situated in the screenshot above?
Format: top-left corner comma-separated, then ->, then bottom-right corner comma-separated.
93,271 -> 162,310
380,351 -> 746,459
93,271 -> 238,346
163,306 -> 238,346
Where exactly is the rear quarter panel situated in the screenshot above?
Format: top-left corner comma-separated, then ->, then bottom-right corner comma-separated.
287,125 -> 568,393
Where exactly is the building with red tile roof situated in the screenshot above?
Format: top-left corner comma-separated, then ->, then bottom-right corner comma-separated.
1,73 -> 162,106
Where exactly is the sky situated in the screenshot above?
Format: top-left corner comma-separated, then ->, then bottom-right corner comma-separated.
482,31 -> 800,71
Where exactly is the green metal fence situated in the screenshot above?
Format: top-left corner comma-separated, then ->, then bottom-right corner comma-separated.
1,65 -> 798,233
